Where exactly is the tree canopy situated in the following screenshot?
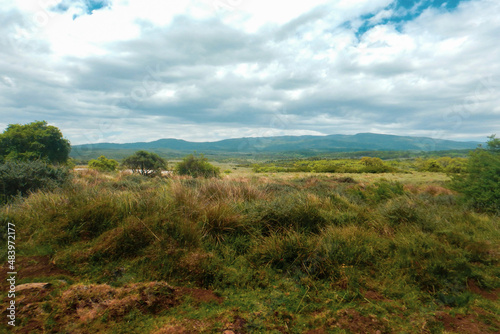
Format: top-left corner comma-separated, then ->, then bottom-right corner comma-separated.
122,151 -> 167,177
0,121 -> 71,164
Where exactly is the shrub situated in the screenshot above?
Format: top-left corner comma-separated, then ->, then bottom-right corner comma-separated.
450,135 -> 500,212
88,155 -> 119,172
122,151 -> 167,177
175,153 -> 220,178
360,157 -> 396,173
0,161 -> 70,202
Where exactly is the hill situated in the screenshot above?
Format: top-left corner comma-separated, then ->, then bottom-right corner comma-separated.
71,133 -> 480,161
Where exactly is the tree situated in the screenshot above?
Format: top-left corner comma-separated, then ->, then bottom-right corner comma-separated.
0,121 -> 71,164
122,151 -> 167,177
486,134 -> 500,153
450,135 -> 500,212
88,155 -> 119,172
175,153 -> 220,178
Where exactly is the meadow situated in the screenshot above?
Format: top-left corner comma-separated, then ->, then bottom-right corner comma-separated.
1,165 -> 499,333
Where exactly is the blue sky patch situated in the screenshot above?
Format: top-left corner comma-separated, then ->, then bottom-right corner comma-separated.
51,0 -> 109,19
355,0 -> 470,38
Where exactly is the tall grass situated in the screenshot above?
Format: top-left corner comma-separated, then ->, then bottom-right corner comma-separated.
1,171 -> 499,333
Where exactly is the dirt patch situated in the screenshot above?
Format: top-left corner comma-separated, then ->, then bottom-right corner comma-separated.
330,309 -> 387,334
222,315 -> 247,334
435,311 -> 499,334
1,281 -> 223,333
176,286 -> 223,305
61,281 -> 178,321
1,280 -> 55,333
0,256 -> 72,283
467,279 -> 499,301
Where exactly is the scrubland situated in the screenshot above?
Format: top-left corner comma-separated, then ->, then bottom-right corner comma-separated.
1,169 -> 499,333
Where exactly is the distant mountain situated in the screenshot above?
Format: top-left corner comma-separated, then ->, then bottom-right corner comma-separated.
72,133 -> 480,156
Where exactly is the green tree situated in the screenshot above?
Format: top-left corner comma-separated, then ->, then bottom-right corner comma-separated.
450,135 -> 500,212
486,134 -> 500,152
175,153 -> 220,178
88,155 -> 119,172
122,151 -> 167,177
0,121 -> 71,164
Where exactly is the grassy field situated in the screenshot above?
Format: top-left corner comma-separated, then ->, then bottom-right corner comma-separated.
1,167 -> 499,333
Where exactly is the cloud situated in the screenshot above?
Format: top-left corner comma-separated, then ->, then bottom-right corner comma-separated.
0,0 -> 499,145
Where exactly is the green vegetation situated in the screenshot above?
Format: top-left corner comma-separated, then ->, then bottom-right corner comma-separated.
0,160 -> 70,204
0,121 -> 71,164
251,156 -> 470,174
1,124 -> 498,333
450,135 -> 500,212
175,153 -> 220,178
122,150 -> 167,177
88,155 -> 119,172
1,169 -> 499,333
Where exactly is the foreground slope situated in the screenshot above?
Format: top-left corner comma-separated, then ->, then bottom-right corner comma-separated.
1,171 -> 499,333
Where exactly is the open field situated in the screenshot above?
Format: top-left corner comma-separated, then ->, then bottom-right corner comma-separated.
1,168 -> 499,333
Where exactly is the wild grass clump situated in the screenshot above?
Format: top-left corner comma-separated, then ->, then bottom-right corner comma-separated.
250,230 -> 321,274
245,192 -> 329,234
199,201 -> 244,244
380,197 -> 433,231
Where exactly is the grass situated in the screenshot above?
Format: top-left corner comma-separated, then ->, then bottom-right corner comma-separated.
1,168 -> 499,333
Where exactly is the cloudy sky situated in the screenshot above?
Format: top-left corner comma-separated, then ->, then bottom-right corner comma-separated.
0,0 -> 499,145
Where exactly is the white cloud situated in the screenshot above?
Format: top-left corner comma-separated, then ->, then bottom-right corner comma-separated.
0,0 -> 499,144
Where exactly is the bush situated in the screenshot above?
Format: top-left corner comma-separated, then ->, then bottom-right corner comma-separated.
175,153 -> 220,178
0,161 -> 70,203
88,155 -> 119,172
450,135 -> 500,212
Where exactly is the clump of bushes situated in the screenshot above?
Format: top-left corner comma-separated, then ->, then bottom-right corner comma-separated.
88,155 -> 119,172
0,160 -> 70,203
175,153 -> 220,178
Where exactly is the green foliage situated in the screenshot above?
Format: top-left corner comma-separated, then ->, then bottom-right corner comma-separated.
175,153 -> 220,178
0,121 -> 71,164
88,155 -> 119,172
122,151 -> 167,177
450,136 -> 500,212
253,157 -> 399,173
360,156 -> 397,173
415,157 -> 468,173
486,134 -> 500,152
0,160 -> 70,203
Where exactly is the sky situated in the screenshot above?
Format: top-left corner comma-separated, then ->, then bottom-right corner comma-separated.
0,0 -> 499,145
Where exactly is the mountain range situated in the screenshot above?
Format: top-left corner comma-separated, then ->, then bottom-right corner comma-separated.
72,133 -> 480,156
